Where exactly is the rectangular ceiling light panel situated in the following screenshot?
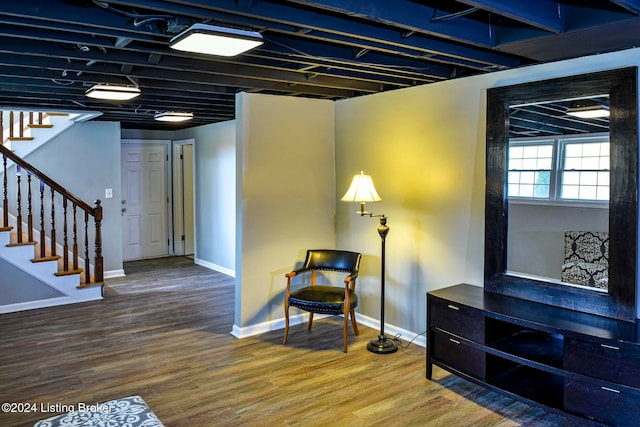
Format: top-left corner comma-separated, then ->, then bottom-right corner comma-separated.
170,23 -> 263,56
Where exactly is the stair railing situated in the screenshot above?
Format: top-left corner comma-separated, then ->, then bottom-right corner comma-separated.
0,144 -> 103,284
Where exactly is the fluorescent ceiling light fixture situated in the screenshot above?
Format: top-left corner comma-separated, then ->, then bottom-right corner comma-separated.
154,111 -> 194,122
169,23 -> 264,56
85,84 -> 141,101
567,100 -> 609,118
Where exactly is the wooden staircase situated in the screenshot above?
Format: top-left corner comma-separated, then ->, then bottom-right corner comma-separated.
0,111 -> 104,312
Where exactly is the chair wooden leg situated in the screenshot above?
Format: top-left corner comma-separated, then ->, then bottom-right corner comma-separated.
343,313 -> 349,353
350,309 -> 359,335
283,302 -> 290,344
307,313 -> 314,330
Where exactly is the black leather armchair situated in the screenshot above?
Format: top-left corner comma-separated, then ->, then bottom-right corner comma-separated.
283,249 -> 362,352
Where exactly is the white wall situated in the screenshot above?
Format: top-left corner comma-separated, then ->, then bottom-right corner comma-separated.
335,47 -> 640,334
234,92 -> 335,334
177,121 -> 236,273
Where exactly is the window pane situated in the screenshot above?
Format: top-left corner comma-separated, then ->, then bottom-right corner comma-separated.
597,186 -> 609,200
579,186 -> 597,200
562,185 -> 579,199
563,171 -> 580,185
522,158 -> 537,169
565,144 -> 582,157
538,145 -> 553,157
520,184 -> 534,197
537,158 -> 552,169
565,157 -> 581,170
581,172 -> 598,186
582,157 -> 600,169
508,142 -> 553,199
521,172 -> 534,184
560,140 -> 610,201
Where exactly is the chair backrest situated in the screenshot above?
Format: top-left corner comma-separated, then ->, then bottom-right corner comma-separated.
564,231 -> 609,267
302,249 -> 362,275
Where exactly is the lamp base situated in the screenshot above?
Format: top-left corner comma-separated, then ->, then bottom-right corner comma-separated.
367,335 -> 398,354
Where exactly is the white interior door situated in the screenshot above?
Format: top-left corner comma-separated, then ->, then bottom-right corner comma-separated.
182,144 -> 195,255
121,143 -> 169,260
173,140 -> 195,256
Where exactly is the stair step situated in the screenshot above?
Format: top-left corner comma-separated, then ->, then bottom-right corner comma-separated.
32,255 -> 61,263
0,226 -> 13,232
6,241 -> 37,247
28,124 -> 54,129
54,269 -> 83,277
46,112 -> 69,116
8,137 -> 35,141
78,281 -> 104,289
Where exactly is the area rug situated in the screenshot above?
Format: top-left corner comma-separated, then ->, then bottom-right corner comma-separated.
33,395 -> 164,427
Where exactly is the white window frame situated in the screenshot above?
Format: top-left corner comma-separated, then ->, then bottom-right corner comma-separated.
508,132 -> 609,208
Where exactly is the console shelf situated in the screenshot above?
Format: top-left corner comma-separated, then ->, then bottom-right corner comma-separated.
427,284 -> 640,426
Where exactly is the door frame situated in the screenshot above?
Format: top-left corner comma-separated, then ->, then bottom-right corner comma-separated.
172,138 -> 196,257
120,138 -> 172,260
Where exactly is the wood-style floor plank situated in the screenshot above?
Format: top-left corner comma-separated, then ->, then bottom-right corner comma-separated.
0,257 -> 598,426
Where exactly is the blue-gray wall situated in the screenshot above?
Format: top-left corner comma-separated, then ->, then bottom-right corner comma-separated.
0,258 -> 63,304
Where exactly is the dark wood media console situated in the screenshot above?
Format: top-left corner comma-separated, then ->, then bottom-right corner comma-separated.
427,284 -> 640,426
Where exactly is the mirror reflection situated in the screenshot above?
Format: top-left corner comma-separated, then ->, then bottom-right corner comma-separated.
505,96 -> 610,291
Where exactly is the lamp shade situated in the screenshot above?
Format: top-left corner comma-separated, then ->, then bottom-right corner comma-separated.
85,84 -> 141,101
154,111 -> 194,122
169,23 -> 264,56
341,171 -> 382,202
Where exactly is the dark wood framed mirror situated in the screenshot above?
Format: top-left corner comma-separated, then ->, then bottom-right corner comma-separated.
485,67 -> 638,321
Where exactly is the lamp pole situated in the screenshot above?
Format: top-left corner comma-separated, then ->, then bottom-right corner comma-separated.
367,215 -> 398,354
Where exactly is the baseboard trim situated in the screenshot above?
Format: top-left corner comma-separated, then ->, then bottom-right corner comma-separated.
231,313 -> 330,339
355,313 -> 426,348
230,312 -> 426,348
195,258 -> 235,277
104,269 -> 125,279
0,296 -> 98,314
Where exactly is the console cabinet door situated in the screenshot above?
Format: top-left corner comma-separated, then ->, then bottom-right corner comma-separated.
428,296 -> 484,341
432,330 -> 486,379
565,378 -> 640,426
565,337 -> 640,388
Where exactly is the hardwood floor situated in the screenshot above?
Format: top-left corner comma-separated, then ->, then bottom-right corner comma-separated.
0,257 -> 599,426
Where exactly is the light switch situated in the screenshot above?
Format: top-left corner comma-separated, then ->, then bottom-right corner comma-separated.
105,188 -> 113,199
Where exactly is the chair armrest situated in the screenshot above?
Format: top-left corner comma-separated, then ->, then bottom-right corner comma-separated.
286,267 -> 313,278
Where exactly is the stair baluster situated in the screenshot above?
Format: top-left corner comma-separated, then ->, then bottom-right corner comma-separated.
9,112 -> 14,139
27,172 -> 33,242
72,204 -> 78,271
50,188 -> 56,257
62,197 -> 68,271
16,165 -> 22,243
2,155 -> 7,228
94,200 -> 103,283
84,211 -> 90,284
39,180 -> 46,258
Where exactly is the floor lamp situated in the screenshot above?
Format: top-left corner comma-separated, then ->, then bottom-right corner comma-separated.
342,171 -> 398,354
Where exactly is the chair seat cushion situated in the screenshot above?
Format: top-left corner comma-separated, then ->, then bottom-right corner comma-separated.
289,286 -> 358,314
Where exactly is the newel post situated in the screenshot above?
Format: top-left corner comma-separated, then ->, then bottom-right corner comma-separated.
93,199 -> 103,283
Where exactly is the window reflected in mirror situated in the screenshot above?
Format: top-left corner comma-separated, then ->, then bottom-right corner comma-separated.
505,96 -> 609,292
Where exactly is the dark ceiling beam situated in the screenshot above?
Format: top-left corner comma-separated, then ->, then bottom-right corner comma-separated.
0,19 -> 438,87
104,0 -> 521,68
0,37 -> 380,93
455,0 -> 564,33
282,0 -> 494,46
608,0 -> 640,15
0,55 -> 357,100
0,45 -> 364,99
